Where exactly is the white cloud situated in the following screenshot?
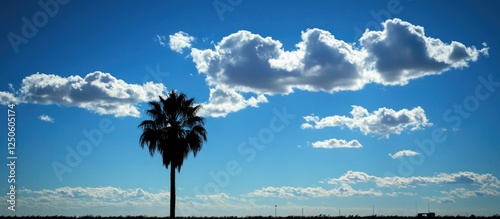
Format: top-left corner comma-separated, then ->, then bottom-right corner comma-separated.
194,193 -> 231,203
8,186 -> 212,217
0,91 -> 18,104
155,35 -> 167,47
389,150 -> 419,159
169,31 -> 195,54
0,72 -> 166,117
179,18 -> 488,116
313,171 -> 500,206
11,186 -> 317,217
190,29 -> 367,95
360,19 -> 488,86
248,185 -> 382,199
324,171 -> 500,189
197,85 -> 268,118
312,138 -> 362,149
324,171 -> 376,185
7,171 -> 500,217
187,28 -> 370,117
39,114 -> 54,123
443,188 -> 478,199
249,171 -> 500,201
18,186 -> 170,210
302,105 -> 432,138
424,196 -> 456,204
443,187 -> 500,199
385,191 -> 416,197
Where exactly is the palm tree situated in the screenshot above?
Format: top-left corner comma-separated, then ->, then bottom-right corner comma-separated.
138,90 -> 207,218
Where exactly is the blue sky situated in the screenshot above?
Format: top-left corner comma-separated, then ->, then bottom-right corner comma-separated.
1,0 -> 500,217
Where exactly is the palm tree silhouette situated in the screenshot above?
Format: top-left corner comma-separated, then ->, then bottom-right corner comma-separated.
138,90 -> 207,218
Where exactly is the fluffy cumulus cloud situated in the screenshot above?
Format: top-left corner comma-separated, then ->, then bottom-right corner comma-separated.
39,114 -> 54,123
169,31 -> 195,54
197,85 -> 268,117
302,105 -> 431,138
389,150 -> 419,159
0,72 -> 166,117
0,91 -> 18,104
360,19 -> 489,85
177,18 -> 488,117
190,28 -> 367,95
312,138 -> 362,149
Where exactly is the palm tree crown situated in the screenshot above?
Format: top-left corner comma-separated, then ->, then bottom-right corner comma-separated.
138,90 -> 207,218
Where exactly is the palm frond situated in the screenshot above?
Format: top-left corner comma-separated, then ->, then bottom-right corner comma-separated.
138,90 -> 207,171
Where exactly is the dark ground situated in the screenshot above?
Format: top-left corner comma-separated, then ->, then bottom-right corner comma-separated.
1,215 -> 500,219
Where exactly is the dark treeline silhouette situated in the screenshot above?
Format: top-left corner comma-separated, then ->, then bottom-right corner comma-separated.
1,215 -> 499,219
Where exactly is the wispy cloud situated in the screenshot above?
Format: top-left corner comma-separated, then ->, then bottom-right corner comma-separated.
443,187 -> 500,198
39,114 -> 54,123
0,72 -> 166,117
312,138 -> 362,149
389,150 -> 419,159
5,170 -> 500,217
155,35 -> 167,47
424,196 -> 456,204
302,105 -> 432,138
250,171 -> 500,201
12,186 -> 170,216
248,185 -> 382,199
7,187 -> 303,217
323,171 -> 500,190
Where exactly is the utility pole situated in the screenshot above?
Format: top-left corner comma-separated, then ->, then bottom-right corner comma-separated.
275,205 -> 277,217
372,205 -> 375,216
302,208 -> 304,217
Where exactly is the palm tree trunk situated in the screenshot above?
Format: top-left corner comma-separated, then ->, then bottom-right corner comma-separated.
170,166 -> 176,218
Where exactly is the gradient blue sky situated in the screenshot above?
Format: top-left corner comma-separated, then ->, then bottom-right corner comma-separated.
1,0 -> 500,217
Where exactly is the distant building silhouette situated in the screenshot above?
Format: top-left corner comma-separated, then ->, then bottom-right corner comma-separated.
417,212 -> 435,218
